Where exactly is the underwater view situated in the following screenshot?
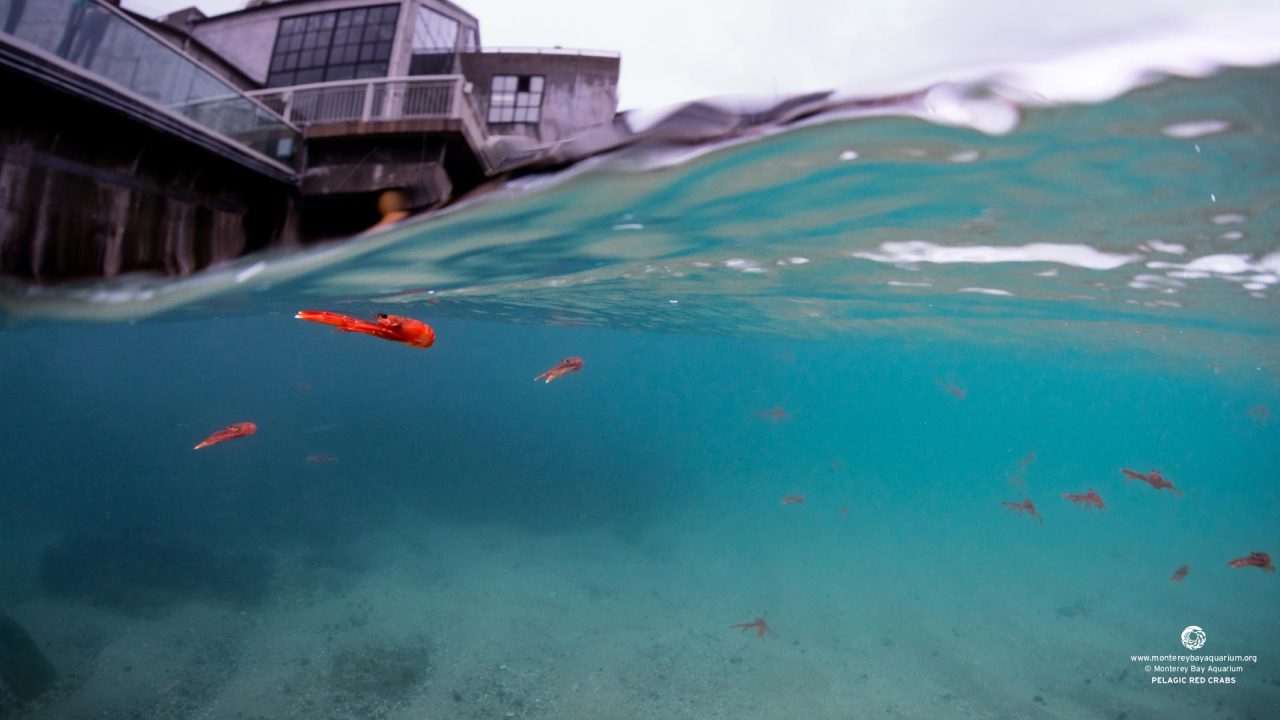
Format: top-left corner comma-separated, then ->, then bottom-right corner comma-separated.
2,43 -> 1279,720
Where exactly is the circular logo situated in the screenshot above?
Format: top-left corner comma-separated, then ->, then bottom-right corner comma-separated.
1181,625 -> 1207,650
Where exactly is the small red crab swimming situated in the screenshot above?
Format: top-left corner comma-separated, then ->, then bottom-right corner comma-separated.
1001,498 -> 1042,525
1228,551 -> 1275,572
1121,468 -> 1182,495
1171,564 -> 1190,582
1019,450 -> 1037,469
533,357 -> 583,383
730,617 -> 776,639
936,380 -> 967,400
1063,488 -> 1104,510
1247,404 -> 1271,425
295,310 -> 435,348
194,422 -> 257,450
756,406 -> 789,423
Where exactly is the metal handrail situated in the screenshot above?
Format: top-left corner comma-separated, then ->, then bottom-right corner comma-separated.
246,75 -> 478,126
247,74 -> 467,98
477,46 -> 620,58
247,75 -> 493,169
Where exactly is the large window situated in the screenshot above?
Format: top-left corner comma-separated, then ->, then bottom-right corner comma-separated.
412,7 -> 457,52
488,75 -> 544,123
409,6 -> 456,74
410,6 -> 477,75
266,5 -> 399,87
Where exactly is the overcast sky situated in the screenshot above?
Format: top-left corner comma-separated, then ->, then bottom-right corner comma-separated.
122,0 -> 1280,111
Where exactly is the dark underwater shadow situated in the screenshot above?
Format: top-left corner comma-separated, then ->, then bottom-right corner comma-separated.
37,530 -> 273,615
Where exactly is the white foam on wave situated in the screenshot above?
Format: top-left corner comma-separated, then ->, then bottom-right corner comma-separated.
1143,252 -> 1280,298
1162,119 -> 1232,138
1150,254 -> 1254,274
950,5 -> 1278,107
919,84 -> 1020,135
852,241 -> 1141,270
1145,240 -> 1187,255
1162,270 -> 1211,280
808,3 -> 1280,138
234,262 -> 266,284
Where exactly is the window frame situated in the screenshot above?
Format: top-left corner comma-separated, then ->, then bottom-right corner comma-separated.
487,74 -> 545,124
265,4 -> 400,88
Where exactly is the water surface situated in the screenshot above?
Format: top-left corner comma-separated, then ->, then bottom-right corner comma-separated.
0,65 -> 1277,720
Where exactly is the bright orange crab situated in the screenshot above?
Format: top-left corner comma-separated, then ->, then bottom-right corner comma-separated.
295,310 -> 435,348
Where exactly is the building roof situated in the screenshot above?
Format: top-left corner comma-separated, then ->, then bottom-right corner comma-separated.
192,0 -> 480,28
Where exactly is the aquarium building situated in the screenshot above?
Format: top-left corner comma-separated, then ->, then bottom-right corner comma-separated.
0,0 -> 620,276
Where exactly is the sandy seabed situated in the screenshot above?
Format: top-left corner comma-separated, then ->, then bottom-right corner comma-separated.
4,510 -> 1277,720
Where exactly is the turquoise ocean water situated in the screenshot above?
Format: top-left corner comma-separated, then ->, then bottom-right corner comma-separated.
0,67 -> 1277,718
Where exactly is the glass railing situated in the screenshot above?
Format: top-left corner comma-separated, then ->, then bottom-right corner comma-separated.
0,0 -> 299,169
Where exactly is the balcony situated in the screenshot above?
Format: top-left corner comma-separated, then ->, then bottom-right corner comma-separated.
247,76 -> 488,160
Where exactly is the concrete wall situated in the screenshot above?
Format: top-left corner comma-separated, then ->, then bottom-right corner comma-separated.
458,52 -> 619,144
0,66 -> 296,280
